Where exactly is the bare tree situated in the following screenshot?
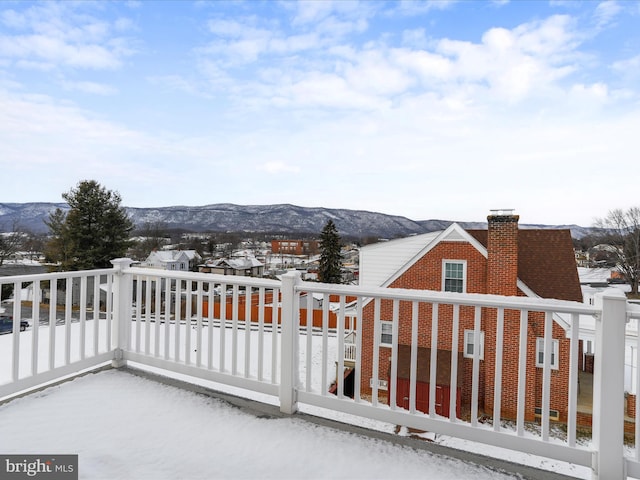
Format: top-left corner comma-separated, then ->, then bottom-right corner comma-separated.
0,222 -> 25,267
594,207 -> 640,295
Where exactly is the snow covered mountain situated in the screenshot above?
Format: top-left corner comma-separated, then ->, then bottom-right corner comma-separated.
0,202 -> 593,239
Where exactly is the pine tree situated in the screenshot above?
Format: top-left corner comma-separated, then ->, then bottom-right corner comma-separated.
318,219 -> 342,284
45,180 -> 134,270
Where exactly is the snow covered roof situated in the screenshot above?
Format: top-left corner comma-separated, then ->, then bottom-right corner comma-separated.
210,257 -> 264,270
146,250 -> 201,264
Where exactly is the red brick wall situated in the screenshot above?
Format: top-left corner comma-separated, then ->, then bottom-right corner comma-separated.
487,214 -> 519,296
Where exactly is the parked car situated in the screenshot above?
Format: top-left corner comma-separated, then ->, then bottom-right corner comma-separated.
0,315 -> 29,334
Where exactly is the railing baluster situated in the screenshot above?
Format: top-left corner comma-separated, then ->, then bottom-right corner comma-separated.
154,278 -> 161,357
567,313 -> 579,447
516,309 -> 529,436
336,296 -> 346,399
185,280 -> 192,366
429,303 -> 439,418
79,276 -> 87,360
244,286 -> 252,378
48,279 -> 57,370
305,291 -> 313,392
354,296 -> 363,403
270,287 -> 279,384
135,275 -> 142,354
64,277 -> 72,366
470,306 -> 481,427
371,297 -> 381,407
31,279 -> 40,376
321,293 -> 329,396
257,286 -> 265,380
493,307 -> 504,431
164,278 -> 171,360
144,275 -> 152,355
106,274 -> 113,352
196,280 -> 203,368
207,282 -> 214,370
12,280 -> 20,381
174,280 -> 181,362
93,274 -> 100,355
449,304 -> 460,421
231,284 -> 239,375
389,299 -> 399,410
409,301 -> 419,414
220,283 -> 227,373
541,312 -> 553,441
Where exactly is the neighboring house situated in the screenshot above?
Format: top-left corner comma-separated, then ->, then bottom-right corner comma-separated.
144,250 -> 202,271
200,256 -> 264,277
358,211 -> 583,423
271,240 -> 319,256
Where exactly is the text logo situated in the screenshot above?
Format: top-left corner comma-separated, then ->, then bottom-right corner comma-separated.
0,455 -> 77,480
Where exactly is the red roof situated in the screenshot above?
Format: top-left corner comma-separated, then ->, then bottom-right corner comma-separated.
467,229 -> 583,303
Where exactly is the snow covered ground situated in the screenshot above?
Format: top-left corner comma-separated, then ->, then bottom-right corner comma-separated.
0,369 -> 520,480
0,320 -> 593,479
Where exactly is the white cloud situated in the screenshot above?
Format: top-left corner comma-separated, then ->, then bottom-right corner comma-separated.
593,1 -> 622,29
0,3 -> 135,71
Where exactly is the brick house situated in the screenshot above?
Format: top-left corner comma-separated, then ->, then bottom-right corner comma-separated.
271,240 -> 319,256
358,211 -> 583,423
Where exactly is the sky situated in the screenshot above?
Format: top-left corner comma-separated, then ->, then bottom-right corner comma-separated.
1,0 -> 639,227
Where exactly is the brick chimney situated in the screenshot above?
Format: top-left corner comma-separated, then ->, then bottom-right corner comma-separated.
487,209 -> 519,296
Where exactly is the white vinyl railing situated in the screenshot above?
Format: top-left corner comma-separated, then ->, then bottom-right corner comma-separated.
0,259 -> 636,479
0,267 -> 115,398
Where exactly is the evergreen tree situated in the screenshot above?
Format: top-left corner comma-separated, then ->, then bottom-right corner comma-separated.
45,180 -> 134,270
318,219 -> 342,283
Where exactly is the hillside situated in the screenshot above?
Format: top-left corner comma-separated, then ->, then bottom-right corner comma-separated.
0,202 -> 593,239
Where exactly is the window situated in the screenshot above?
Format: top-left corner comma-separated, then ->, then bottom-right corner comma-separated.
464,330 -> 484,359
380,321 -> 393,347
536,338 -> 559,369
369,378 -> 388,391
443,260 -> 466,293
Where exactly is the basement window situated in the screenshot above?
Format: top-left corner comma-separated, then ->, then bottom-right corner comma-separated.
536,338 -> 559,370
534,407 -> 560,421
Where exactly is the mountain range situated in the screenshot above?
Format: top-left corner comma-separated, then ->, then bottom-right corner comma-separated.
0,202 -> 592,239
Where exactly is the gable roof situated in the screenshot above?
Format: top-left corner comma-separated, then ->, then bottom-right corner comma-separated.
466,228 -> 582,303
360,223 -> 485,289
360,224 -> 582,303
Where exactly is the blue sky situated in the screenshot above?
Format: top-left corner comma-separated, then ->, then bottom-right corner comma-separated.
1,1 -> 639,226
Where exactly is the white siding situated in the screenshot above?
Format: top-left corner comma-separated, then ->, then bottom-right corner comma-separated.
359,232 -> 440,288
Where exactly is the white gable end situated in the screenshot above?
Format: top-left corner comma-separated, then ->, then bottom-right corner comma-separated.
359,231 -> 441,288
359,224 -> 488,288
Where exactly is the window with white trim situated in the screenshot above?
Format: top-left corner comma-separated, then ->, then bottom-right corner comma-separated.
464,329 -> 484,359
536,338 -> 559,369
443,260 -> 466,293
380,321 -> 393,347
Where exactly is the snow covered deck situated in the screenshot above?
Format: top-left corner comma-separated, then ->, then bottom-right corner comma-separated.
0,366 -> 577,480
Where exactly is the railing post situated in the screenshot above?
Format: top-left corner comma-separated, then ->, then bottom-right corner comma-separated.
592,290 -> 627,479
110,258 -> 133,368
279,270 -> 301,414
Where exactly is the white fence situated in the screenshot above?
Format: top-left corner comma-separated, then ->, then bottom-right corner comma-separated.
0,258 -> 639,479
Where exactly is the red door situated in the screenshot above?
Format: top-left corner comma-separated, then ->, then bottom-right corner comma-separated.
391,379 -> 460,418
